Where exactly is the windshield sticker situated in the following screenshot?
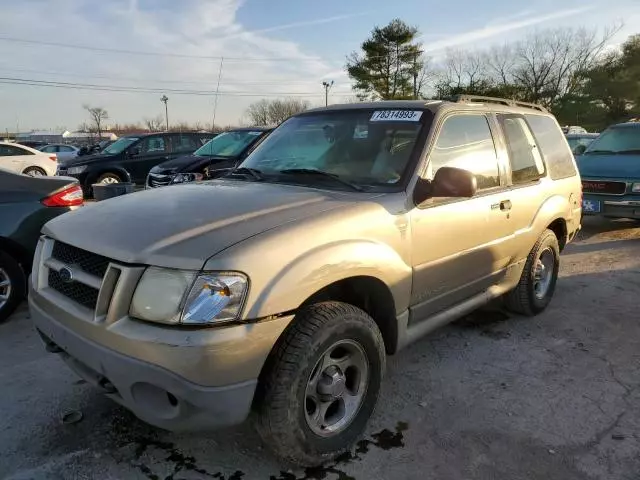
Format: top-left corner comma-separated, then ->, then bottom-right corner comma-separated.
370,110 -> 423,122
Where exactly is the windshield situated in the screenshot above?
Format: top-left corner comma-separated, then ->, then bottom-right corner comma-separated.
238,109 -> 429,190
102,137 -> 140,155
585,127 -> 640,154
194,131 -> 263,157
567,136 -> 596,152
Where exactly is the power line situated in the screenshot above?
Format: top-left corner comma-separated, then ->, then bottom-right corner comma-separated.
0,76 -> 327,97
0,65 -> 333,87
0,36 -> 331,63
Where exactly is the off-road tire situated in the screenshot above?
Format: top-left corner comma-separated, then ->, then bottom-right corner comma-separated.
254,301 -> 385,466
0,251 -> 26,323
505,229 -> 560,316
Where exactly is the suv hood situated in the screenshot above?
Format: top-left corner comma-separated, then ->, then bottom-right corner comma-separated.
577,153 -> 640,179
43,180 -> 373,270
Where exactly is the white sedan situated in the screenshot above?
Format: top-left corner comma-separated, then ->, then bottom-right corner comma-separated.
0,142 -> 58,176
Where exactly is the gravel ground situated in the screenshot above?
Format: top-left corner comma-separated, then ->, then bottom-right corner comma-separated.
1,217 -> 639,480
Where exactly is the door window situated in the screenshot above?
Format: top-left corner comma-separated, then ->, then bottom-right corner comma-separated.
59,145 -> 75,153
41,145 -> 58,153
499,116 -> 545,185
427,114 -> 501,192
139,136 -> 167,154
171,134 -> 200,153
0,145 -> 31,156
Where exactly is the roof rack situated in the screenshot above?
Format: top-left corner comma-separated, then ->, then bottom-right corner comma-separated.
446,95 -> 548,113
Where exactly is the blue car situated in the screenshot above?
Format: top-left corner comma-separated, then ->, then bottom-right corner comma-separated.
576,122 -> 640,219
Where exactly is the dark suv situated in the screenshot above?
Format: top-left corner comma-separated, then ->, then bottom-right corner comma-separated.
57,132 -> 215,194
146,128 -> 271,188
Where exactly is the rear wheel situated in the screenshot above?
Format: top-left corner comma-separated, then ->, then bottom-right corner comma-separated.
505,229 -> 560,316
23,166 -> 47,177
0,251 -> 26,323
255,301 -> 385,466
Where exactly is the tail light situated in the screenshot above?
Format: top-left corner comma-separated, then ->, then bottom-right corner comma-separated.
42,184 -> 84,207
48,155 -> 57,162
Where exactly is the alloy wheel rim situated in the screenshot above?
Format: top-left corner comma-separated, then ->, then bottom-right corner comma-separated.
27,169 -> 44,176
304,339 -> 369,437
534,248 -> 555,300
100,176 -> 119,185
0,268 -> 12,310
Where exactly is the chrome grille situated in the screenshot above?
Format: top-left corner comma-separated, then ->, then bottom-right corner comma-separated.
582,180 -> 627,195
52,241 -> 110,278
48,269 -> 99,309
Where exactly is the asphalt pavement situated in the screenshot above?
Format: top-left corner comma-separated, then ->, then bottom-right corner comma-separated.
1,217 -> 639,480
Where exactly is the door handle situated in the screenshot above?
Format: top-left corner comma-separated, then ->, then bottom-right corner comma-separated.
500,200 -> 512,211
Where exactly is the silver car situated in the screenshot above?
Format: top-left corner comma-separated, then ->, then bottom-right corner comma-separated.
39,144 -> 79,162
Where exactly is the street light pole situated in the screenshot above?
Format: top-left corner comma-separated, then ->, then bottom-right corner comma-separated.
160,95 -> 169,131
322,81 -> 334,107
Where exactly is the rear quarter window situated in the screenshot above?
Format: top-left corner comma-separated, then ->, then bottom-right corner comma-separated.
525,115 -> 577,180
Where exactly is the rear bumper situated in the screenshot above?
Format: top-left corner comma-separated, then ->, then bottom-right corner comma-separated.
30,297 -> 258,431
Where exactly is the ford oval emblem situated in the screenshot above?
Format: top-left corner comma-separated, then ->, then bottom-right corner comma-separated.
58,267 -> 74,283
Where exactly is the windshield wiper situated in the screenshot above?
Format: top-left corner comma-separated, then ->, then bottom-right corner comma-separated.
278,168 -> 364,192
226,167 -> 264,181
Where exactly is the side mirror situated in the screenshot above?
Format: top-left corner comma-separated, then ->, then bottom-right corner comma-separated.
413,166 -> 477,204
574,144 -> 587,155
129,147 -> 141,157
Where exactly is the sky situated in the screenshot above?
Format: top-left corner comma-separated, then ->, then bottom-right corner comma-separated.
0,0 -> 638,133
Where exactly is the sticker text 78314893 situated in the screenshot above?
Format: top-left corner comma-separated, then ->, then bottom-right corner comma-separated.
370,110 -> 423,122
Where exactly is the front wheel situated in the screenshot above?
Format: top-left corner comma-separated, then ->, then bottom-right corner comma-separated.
255,301 -> 385,466
95,172 -> 121,185
505,229 -> 560,316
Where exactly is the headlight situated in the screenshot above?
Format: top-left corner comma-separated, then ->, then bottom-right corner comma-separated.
632,183 -> 640,193
67,165 -> 87,174
129,267 -> 248,325
171,173 -> 203,185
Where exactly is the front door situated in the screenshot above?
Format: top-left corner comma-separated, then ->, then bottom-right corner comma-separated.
409,113 -> 513,322
127,135 -> 170,183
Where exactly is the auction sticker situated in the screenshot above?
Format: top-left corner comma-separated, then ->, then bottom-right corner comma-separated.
370,110 -> 423,122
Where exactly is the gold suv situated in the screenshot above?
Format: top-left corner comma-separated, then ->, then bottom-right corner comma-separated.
30,96 -> 582,466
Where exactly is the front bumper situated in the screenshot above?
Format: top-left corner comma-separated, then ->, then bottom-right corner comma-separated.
582,194 -> 640,219
28,235 -> 294,431
31,297 -> 258,431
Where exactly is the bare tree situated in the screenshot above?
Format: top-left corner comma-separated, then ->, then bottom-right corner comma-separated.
485,44 -> 517,87
245,99 -> 271,126
144,115 -> 164,132
245,98 -> 310,126
267,98 -> 310,125
513,26 -> 621,106
83,105 -> 109,140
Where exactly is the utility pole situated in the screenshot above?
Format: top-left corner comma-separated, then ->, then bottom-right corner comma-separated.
160,95 -> 169,131
212,57 -> 225,132
322,81 -> 334,107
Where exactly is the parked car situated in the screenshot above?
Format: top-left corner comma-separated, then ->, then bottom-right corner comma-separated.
29,96 -> 581,466
57,132 -> 215,195
39,144 -> 80,162
0,167 -> 83,321
577,121 -> 640,219
0,141 -> 58,176
146,128 -> 271,188
566,133 -> 599,155
16,140 -> 47,149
